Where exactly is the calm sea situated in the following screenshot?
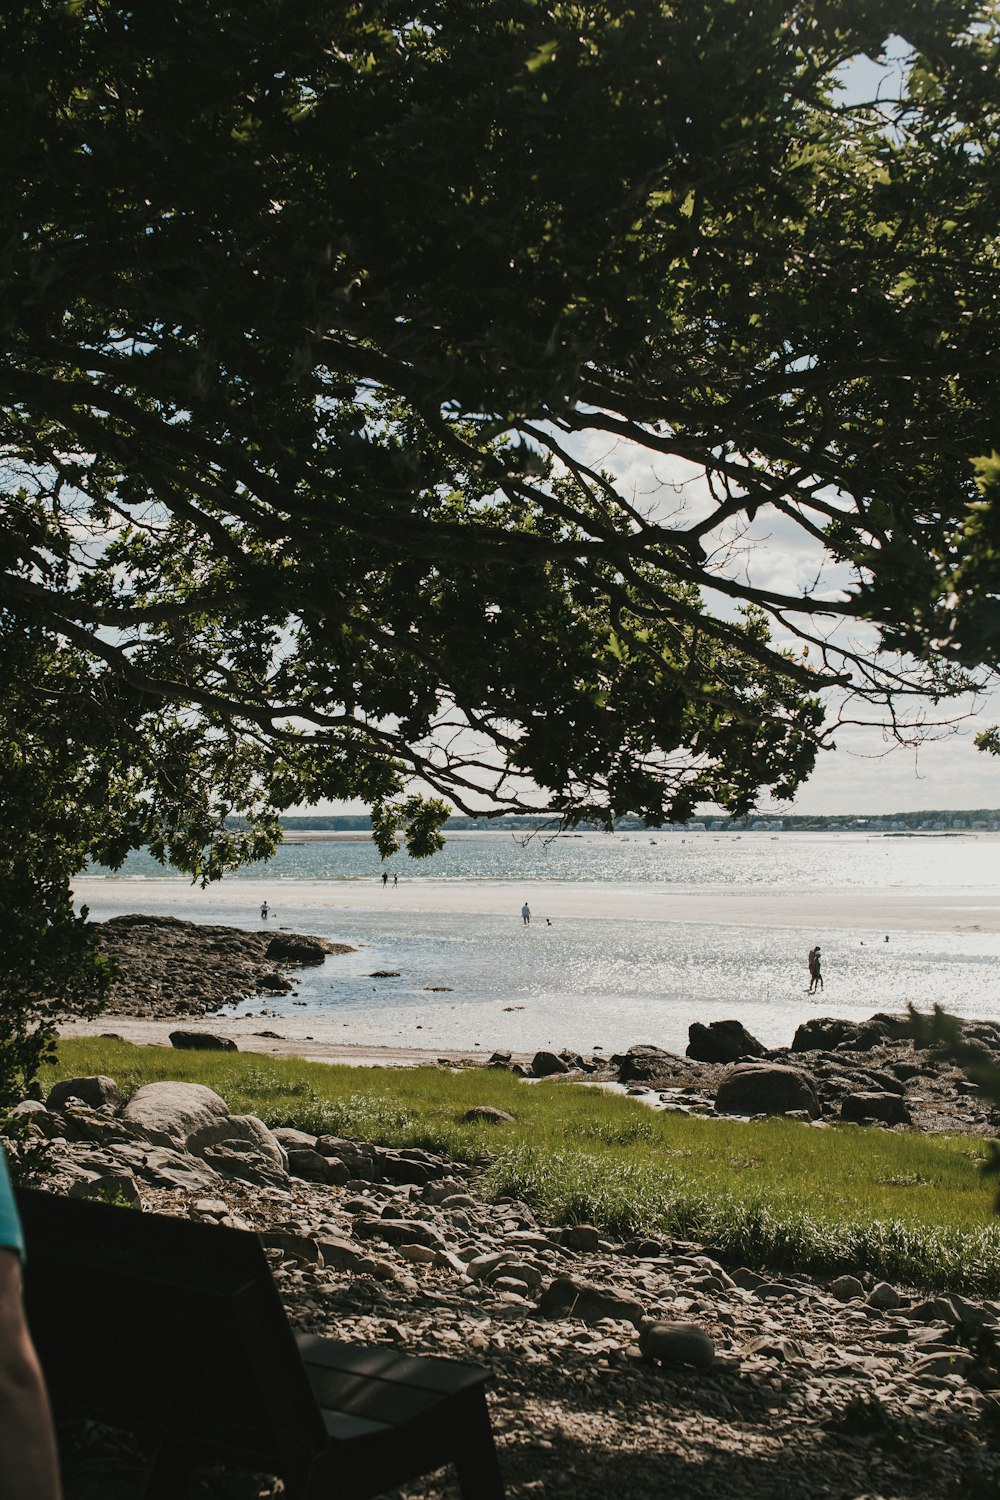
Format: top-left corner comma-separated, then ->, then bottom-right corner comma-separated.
77,831 -> 1000,1056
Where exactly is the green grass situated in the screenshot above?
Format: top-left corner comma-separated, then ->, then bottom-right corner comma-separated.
43,1038 -> 1000,1295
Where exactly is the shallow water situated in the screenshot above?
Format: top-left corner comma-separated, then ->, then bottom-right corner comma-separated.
76,832 -> 1000,1055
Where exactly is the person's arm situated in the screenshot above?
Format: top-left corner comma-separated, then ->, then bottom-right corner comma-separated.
0,1249 -> 62,1500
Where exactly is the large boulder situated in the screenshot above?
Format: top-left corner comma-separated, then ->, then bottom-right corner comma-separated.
687,1020 -> 765,1064
168,1031 -> 238,1052
715,1063 -> 820,1119
617,1044 -> 683,1084
187,1115 -> 288,1173
122,1081 -> 231,1143
265,933 -> 330,965
791,1017 -> 862,1052
794,1012 -> 916,1053
46,1075 -> 122,1113
531,1051 -> 569,1078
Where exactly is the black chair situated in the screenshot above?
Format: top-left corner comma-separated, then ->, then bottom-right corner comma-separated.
17,1187 -> 504,1499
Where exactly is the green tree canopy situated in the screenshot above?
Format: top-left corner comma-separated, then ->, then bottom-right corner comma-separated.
3,0 -> 1000,881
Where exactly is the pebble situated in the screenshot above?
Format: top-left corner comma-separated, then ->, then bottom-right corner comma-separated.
15,1075 -> 1000,1500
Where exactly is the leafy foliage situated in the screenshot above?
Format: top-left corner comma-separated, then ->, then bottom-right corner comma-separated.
4,3 -> 1000,1093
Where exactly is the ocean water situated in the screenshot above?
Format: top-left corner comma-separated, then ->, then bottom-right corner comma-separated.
76,831 -> 1000,1056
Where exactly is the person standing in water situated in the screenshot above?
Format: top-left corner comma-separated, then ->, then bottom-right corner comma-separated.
260,900 -> 269,920
808,945 -> 823,993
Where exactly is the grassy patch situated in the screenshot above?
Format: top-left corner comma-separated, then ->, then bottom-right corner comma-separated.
44,1039 -> 1000,1294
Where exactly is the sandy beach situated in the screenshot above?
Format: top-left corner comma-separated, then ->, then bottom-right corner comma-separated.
57,1014 -> 477,1068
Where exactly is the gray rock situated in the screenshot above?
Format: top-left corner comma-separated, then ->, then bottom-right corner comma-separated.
315,1236 -> 378,1272
467,1250 -> 520,1281
462,1106 -> 515,1124
560,1224 -> 602,1252
67,1171 -> 142,1208
8,1102 -> 66,1139
122,1082 -> 231,1143
272,1127 -> 320,1150
259,1230 -> 322,1263
715,1064 -> 820,1119
687,1020 -> 765,1063
46,1076 -> 122,1112
791,1017 -> 865,1052
352,1216 -> 448,1252
639,1320 -> 716,1368
829,1275 -> 866,1302
617,1045 -> 683,1084
168,1031 -> 238,1052
537,1276 -> 644,1327
868,1281 -> 902,1310
531,1051 -> 569,1077
127,1146 -> 223,1191
265,933 -> 331,965
287,1148 -> 349,1185
840,1092 -> 912,1126
186,1114 -> 287,1174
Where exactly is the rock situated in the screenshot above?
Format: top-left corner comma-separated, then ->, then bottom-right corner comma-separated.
745,1334 -> 805,1362
466,1250 -> 520,1281
487,1051 -> 512,1068
617,1045 -> 683,1084
868,1282 -> 902,1310
531,1051 -> 569,1077
687,1020 -> 765,1063
265,933 -> 331,965
829,1275 -> 865,1302
791,1017 -> 865,1052
168,1031 -> 238,1051
315,1236 -> 378,1272
259,1230 -> 322,1263
560,1225 -> 602,1253
715,1064 -> 820,1119
462,1106 -> 515,1124
122,1081 -> 231,1143
68,1171 -> 142,1208
186,1115 -> 288,1174
351,1217 -> 448,1252
287,1148 -> 348,1185
840,1092 -> 912,1126
639,1320 -> 716,1368
46,1076 -> 123,1112
8,1102 -> 65,1139
369,970 -> 401,979
271,1127 -> 320,1150
398,1243 -> 438,1265
537,1276 -> 644,1327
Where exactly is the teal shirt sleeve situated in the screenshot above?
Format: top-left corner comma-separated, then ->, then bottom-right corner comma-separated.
0,1142 -> 24,1260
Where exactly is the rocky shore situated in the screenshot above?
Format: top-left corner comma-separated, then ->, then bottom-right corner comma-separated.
84,913 -> 352,1018
9,1074 -> 1000,1500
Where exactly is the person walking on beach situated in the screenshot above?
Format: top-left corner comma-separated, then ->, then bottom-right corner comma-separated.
260,900 -> 269,920
808,945 -> 823,993
393,874 -> 398,888
521,901 -> 531,926
382,871 -> 388,888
